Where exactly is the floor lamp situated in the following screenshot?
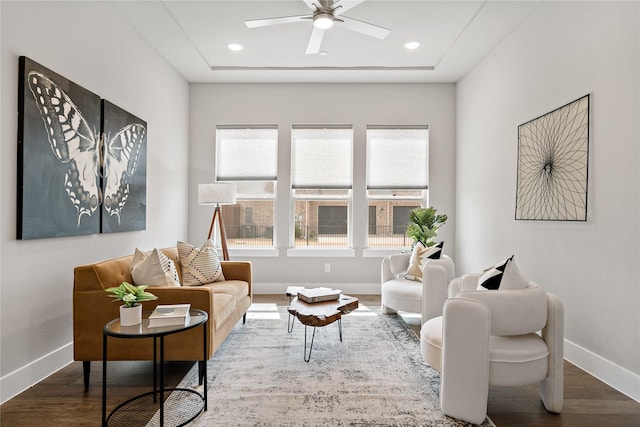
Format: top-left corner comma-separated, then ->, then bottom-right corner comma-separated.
198,183 -> 236,261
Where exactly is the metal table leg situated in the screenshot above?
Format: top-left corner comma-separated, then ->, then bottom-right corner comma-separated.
303,325 -> 317,362
102,334 -> 107,427
287,313 -> 295,333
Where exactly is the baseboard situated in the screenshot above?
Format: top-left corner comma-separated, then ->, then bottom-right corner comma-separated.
255,282 -> 379,295
0,342 -> 73,405
565,339 -> 640,402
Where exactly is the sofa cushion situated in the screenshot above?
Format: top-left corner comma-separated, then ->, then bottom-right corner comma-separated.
178,240 -> 225,286
406,241 -> 444,281
477,255 -> 528,290
211,292 -> 236,329
205,280 -> 250,305
131,248 -> 181,287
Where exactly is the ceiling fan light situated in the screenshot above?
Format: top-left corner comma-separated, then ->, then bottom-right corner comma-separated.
313,13 -> 334,29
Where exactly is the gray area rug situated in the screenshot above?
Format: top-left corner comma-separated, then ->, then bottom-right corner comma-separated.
157,304 -> 495,427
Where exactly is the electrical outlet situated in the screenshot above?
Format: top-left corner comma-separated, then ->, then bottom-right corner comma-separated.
324,263 -> 331,273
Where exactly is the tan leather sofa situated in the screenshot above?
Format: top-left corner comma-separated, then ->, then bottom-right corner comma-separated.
73,247 -> 252,388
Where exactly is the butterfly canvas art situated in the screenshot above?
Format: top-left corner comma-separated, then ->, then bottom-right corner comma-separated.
101,100 -> 147,233
17,56 -> 147,239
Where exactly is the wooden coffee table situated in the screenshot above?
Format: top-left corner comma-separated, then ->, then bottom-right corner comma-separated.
287,294 -> 359,362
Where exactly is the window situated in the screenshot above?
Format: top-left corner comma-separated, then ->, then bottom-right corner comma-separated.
216,126 -> 277,247
291,125 -> 353,248
366,126 -> 429,247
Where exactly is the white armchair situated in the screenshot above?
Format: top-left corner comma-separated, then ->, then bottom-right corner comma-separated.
421,273 -> 564,424
381,252 -> 455,325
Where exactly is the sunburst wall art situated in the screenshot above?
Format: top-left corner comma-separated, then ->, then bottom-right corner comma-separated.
515,94 -> 590,221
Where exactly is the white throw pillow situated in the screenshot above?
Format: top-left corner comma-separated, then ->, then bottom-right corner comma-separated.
405,241 -> 444,281
405,242 -> 426,281
500,257 -> 529,290
178,240 -> 225,286
131,248 -> 181,287
477,255 -> 528,290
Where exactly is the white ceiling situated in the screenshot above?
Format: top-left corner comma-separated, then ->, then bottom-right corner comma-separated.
112,0 -> 538,83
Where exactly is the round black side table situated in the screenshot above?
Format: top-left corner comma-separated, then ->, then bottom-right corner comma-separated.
102,309 -> 208,427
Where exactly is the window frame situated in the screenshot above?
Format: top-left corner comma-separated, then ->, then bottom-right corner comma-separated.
364,125 -> 429,251
215,125 -> 278,254
288,125 -> 355,254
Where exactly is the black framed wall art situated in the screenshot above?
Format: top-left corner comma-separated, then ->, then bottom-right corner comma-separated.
515,94 -> 590,221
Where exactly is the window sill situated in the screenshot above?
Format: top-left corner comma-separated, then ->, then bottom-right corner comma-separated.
228,248 -> 279,258
362,247 -> 410,258
286,248 -> 356,258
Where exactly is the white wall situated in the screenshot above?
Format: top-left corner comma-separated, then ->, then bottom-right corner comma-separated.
456,1 -> 640,400
188,83 -> 456,293
0,1 -> 189,403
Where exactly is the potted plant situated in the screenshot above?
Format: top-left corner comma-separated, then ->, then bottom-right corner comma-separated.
406,207 -> 447,247
105,282 -> 157,326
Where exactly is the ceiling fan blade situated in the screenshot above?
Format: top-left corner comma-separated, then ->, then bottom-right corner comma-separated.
339,16 -> 390,39
245,15 -> 310,28
332,0 -> 366,16
303,0 -> 323,11
305,26 -> 326,54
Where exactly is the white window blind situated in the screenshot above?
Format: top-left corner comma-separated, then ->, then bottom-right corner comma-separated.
291,126 -> 353,189
216,126 -> 278,181
366,126 -> 429,189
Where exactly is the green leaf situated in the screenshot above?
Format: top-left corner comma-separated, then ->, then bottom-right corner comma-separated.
105,281 -> 157,304
405,206 -> 447,246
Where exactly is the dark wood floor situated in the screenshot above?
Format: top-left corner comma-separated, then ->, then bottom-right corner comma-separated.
1,294 -> 639,426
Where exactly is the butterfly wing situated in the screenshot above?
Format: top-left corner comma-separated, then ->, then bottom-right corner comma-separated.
103,124 -> 146,224
27,72 -> 100,224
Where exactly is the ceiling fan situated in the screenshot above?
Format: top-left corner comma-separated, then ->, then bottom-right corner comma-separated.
244,0 -> 391,55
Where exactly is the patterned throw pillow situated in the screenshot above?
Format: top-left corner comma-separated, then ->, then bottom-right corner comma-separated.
178,240 -> 225,286
131,248 -> 181,287
405,241 -> 444,281
477,255 -> 528,290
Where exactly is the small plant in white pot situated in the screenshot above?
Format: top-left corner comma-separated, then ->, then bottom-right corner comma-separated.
106,282 -> 157,326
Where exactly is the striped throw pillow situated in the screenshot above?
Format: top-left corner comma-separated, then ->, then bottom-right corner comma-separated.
405,241 -> 444,281
177,240 -> 225,286
131,248 -> 181,287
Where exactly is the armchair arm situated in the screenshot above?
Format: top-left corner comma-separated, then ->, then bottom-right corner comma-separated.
540,292 -> 564,413
421,256 -> 455,323
441,297 -> 491,425
459,273 -> 483,291
381,253 -> 410,284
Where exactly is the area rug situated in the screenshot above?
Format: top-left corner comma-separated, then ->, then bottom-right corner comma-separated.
155,304 -> 495,427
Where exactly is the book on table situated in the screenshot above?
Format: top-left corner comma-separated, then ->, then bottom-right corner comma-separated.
297,287 -> 342,304
148,304 -> 191,327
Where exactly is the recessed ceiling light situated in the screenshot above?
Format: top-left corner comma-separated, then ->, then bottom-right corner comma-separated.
227,43 -> 243,52
404,41 -> 421,50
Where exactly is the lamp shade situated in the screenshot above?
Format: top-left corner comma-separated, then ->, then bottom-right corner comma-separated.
198,183 -> 236,205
